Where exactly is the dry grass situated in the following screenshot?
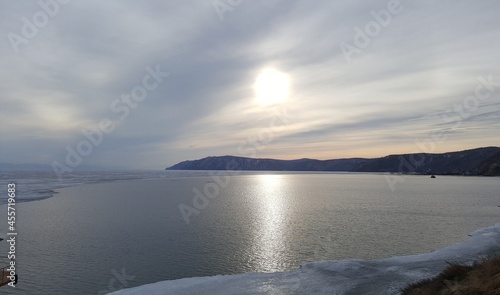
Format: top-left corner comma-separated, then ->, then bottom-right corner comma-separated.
401,256 -> 500,295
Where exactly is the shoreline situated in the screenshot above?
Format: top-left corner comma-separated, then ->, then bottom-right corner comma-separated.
109,223 -> 500,295
402,255 -> 500,294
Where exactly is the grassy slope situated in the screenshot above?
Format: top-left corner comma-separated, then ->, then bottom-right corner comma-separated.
401,256 -> 500,295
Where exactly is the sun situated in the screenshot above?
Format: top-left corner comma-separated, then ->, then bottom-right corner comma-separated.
254,68 -> 290,107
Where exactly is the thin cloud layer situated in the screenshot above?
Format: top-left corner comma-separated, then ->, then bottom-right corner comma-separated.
1,0 -> 499,169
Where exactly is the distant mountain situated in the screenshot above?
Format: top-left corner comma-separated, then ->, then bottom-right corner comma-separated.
355,147 -> 500,175
166,147 -> 500,176
475,151 -> 500,176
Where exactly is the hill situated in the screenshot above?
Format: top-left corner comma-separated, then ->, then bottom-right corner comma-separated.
166,146 -> 500,175
475,151 -> 500,176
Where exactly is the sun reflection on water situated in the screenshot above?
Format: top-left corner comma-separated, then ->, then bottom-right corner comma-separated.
249,174 -> 291,272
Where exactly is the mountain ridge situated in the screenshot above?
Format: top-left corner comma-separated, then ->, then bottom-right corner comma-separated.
166,146 -> 500,176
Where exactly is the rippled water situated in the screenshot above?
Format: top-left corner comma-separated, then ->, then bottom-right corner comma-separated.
0,172 -> 499,294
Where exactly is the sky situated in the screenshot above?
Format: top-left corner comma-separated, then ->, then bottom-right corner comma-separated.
1,0 -> 499,170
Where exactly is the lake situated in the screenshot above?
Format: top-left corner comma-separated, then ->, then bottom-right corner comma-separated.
1,172 -> 499,294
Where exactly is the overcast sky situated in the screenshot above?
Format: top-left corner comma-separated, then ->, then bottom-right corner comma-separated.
1,0 -> 499,170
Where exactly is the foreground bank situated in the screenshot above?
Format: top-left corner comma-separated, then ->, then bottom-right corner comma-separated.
110,223 -> 500,295
402,255 -> 500,294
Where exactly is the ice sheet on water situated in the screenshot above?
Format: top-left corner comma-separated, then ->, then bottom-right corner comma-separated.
0,170 -> 260,204
0,170 -> 216,204
109,223 -> 500,295
0,170 -> 279,204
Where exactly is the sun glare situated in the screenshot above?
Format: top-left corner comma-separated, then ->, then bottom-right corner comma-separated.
254,68 -> 290,107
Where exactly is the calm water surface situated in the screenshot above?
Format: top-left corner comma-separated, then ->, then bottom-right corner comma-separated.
1,173 -> 499,295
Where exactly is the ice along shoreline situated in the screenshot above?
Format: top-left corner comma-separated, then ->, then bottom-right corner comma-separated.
109,223 -> 500,295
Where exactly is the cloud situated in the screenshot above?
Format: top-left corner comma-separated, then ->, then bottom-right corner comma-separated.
1,0 -> 499,169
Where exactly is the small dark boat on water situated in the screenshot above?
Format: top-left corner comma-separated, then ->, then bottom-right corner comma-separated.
430,175 -> 436,178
